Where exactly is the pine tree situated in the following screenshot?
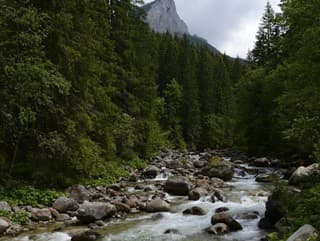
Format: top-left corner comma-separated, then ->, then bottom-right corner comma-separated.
178,36 -> 201,149
251,2 -> 279,66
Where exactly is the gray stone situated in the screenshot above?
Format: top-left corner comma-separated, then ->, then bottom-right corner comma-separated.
0,201 -> 11,212
289,163 -> 320,186
71,230 -> 100,241
112,201 -> 130,213
188,187 -> 208,201
53,197 -> 79,213
77,201 -> 116,224
56,213 -> 71,222
0,217 -> 10,234
201,157 -> 234,181
143,166 -> 159,179
31,208 -> 52,221
146,199 -> 170,212
67,185 -> 91,203
286,224 -> 318,241
183,206 -> 206,216
252,157 -> 271,167
164,176 -> 190,196
211,212 -> 242,231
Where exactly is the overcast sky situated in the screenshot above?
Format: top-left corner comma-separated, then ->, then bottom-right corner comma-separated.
144,0 -> 281,58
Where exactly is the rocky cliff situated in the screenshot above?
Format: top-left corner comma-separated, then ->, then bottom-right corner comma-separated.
143,0 -> 189,35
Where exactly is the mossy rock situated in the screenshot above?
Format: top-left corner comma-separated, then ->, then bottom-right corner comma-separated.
208,156 -> 228,167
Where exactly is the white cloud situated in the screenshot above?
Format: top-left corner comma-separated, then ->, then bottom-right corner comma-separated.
143,0 -> 281,58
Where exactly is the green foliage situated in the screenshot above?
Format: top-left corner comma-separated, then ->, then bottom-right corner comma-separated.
0,210 -> 30,225
0,186 -> 64,207
288,184 -> 320,231
0,0 -> 239,186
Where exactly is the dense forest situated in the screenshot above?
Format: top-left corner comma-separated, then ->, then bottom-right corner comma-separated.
0,0 -> 320,240
0,0 -> 319,186
0,0 -> 241,186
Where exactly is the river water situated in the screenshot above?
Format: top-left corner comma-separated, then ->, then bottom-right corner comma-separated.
7,162 -> 274,241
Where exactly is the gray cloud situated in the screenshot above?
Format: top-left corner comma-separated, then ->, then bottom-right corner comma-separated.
144,0 -> 281,58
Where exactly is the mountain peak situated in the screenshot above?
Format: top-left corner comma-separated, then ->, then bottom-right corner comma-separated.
144,0 -> 189,35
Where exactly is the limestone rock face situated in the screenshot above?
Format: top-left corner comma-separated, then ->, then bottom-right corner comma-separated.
144,0 -> 189,35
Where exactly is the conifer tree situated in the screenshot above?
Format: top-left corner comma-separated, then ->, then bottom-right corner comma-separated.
251,2 -> 279,66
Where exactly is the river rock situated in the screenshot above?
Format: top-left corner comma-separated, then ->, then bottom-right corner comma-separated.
259,187 -> 293,229
112,201 -> 130,213
188,187 -> 208,200
67,185 -> 91,203
31,208 -> 52,221
289,163 -> 320,186
215,207 -> 229,213
0,217 -> 10,234
53,197 -> 79,213
286,224 -> 319,241
211,178 -> 225,188
164,176 -> 190,196
143,166 -> 159,179
146,199 -> 170,212
207,223 -> 229,235
251,157 -> 271,167
193,160 -> 207,168
211,212 -> 242,231
164,229 -> 180,234
56,213 -> 71,222
77,201 -> 116,224
256,173 -> 280,183
235,211 -> 259,220
0,201 -> 11,212
5,223 -> 23,236
201,157 -> 234,181
71,230 -> 100,241
183,206 -> 206,216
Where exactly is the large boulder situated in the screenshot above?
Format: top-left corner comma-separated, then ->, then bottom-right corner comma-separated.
251,157 -> 271,167
0,217 -> 10,234
143,166 -> 159,179
201,157 -> 234,181
259,187 -> 296,229
164,176 -> 190,196
289,163 -> 320,186
0,201 -> 11,212
53,197 -> 79,213
188,187 -> 208,201
77,201 -> 116,224
146,199 -> 170,212
31,208 -> 52,221
67,185 -> 91,203
211,212 -> 242,231
183,206 -> 206,216
286,224 -> 319,241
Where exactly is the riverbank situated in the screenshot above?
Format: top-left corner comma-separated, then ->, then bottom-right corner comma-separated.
0,150 -> 318,241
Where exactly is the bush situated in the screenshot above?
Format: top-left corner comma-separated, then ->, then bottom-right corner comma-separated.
0,186 -> 64,207
0,210 -> 30,225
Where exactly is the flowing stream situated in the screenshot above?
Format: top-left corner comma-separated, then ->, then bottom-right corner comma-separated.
7,161 -> 275,241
